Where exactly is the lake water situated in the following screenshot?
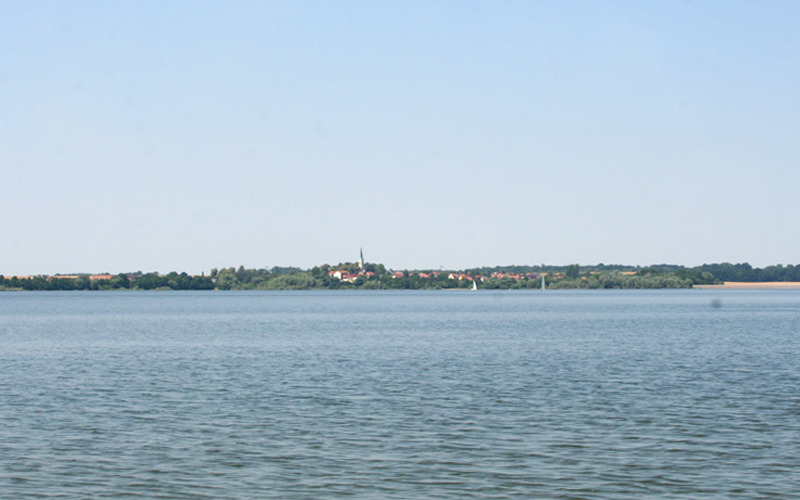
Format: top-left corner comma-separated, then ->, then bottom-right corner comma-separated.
1,290 -> 799,498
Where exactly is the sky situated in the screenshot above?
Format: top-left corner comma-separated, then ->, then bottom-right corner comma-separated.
2,1 -> 799,275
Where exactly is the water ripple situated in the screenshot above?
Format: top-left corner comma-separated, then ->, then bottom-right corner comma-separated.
1,290 -> 799,498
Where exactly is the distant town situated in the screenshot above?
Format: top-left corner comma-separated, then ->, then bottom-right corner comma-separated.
3,250 -> 800,291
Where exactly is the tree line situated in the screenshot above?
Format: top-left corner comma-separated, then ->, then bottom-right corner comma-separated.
0,272 -> 214,291
2,262 -> 798,291
692,262 -> 800,282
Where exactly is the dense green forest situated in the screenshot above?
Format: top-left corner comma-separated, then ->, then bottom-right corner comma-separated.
0,272 -> 214,291
693,262 -> 800,282
1,262 -> 798,291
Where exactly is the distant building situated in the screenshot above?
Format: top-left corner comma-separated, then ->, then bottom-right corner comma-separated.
448,273 -> 473,281
330,270 -> 352,281
328,249 -> 369,282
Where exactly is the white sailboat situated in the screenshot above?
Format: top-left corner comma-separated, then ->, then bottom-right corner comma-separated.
471,280 -> 478,291
541,274 -> 546,291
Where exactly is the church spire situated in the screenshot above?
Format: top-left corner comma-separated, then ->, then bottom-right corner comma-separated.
358,248 -> 364,271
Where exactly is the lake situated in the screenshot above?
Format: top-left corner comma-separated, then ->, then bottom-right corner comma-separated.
1,290 -> 798,498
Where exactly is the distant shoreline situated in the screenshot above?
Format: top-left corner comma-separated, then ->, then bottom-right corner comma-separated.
694,282 -> 800,289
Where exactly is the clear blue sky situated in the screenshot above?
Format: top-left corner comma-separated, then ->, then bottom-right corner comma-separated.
2,1 -> 799,275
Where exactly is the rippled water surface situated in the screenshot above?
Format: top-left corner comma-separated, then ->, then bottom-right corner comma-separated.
1,290 -> 799,498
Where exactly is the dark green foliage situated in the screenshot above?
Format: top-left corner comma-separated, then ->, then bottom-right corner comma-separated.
695,262 -> 800,282
550,272 -> 692,289
673,269 -> 718,285
565,264 -> 580,279
270,266 -> 301,275
0,272 -> 213,291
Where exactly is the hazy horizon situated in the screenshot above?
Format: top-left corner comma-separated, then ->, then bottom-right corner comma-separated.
2,258 -> 793,278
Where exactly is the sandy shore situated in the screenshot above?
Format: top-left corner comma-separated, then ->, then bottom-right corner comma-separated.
695,282 -> 800,289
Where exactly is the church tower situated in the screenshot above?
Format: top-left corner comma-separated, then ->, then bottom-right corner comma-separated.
358,248 -> 364,271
